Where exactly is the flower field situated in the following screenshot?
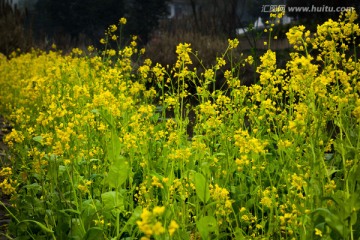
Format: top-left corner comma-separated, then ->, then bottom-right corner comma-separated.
1,10 -> 360,240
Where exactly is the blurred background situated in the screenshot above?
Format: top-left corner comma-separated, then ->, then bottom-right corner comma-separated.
1,0 -> 359,66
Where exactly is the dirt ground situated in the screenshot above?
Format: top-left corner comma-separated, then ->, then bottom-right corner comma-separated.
0,116 -> 11,239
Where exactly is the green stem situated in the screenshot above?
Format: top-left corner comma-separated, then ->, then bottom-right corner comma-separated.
66,166 -> 86,236
0,200 -> 20,223
338,107 -> 353,240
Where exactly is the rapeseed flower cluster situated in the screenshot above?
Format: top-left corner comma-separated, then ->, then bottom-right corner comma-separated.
0,167 -> 17,195
175,43 -> 192,67
209,184 -> 233,224
234,129 -> 268,154
136,206 -> 178,239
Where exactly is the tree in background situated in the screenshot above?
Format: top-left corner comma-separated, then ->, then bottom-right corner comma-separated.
33,0 -> 125,42
0,0 -> 32,55
125,0 -> 169,43
160,0 -> 273,38
32,0 -> 168,47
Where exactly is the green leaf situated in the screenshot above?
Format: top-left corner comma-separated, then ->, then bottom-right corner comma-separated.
194,172 -> 210,203
82,199 -> 101,217
19,220 -> 53,234
350,192 -> 360,211
58,165 -> 66,177
326,166 -> 339,177
103,121 -> 130,189
102,114 -> 129,187
234,227 -> 245,240
199,162 -> 210,176
32,135 -> 43,143
69,218 -> 85,239
196,216 -> 218,239
350,211 -> 357,226
101,191 -> 124,211
106,156 -> 129,188
128,206 -> 143,224
313,208 -> 345,237
81,199 -> 102,227
99,109 -> 115,128
84,227 -> 104,240
106,128 -> 122,164
119,206 -> 143,236
58,209 -> 81,215
23,183 -> 42,191
91,109 -> 100,114
352,164 -> 360,183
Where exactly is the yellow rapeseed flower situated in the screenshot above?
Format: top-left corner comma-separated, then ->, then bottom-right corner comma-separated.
0,167 -> 12,177
315,228 -> 323,237
168,220 -> 179,236
152,222 -> 165,235
228,38 -> 239,49
109,24 -> 117,32
0,178 -> 17,195
119,17 -> 127,25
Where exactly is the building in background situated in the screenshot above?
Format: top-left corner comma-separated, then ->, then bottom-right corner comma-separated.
164,0 -> 283,36
10,0 -> 37,10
